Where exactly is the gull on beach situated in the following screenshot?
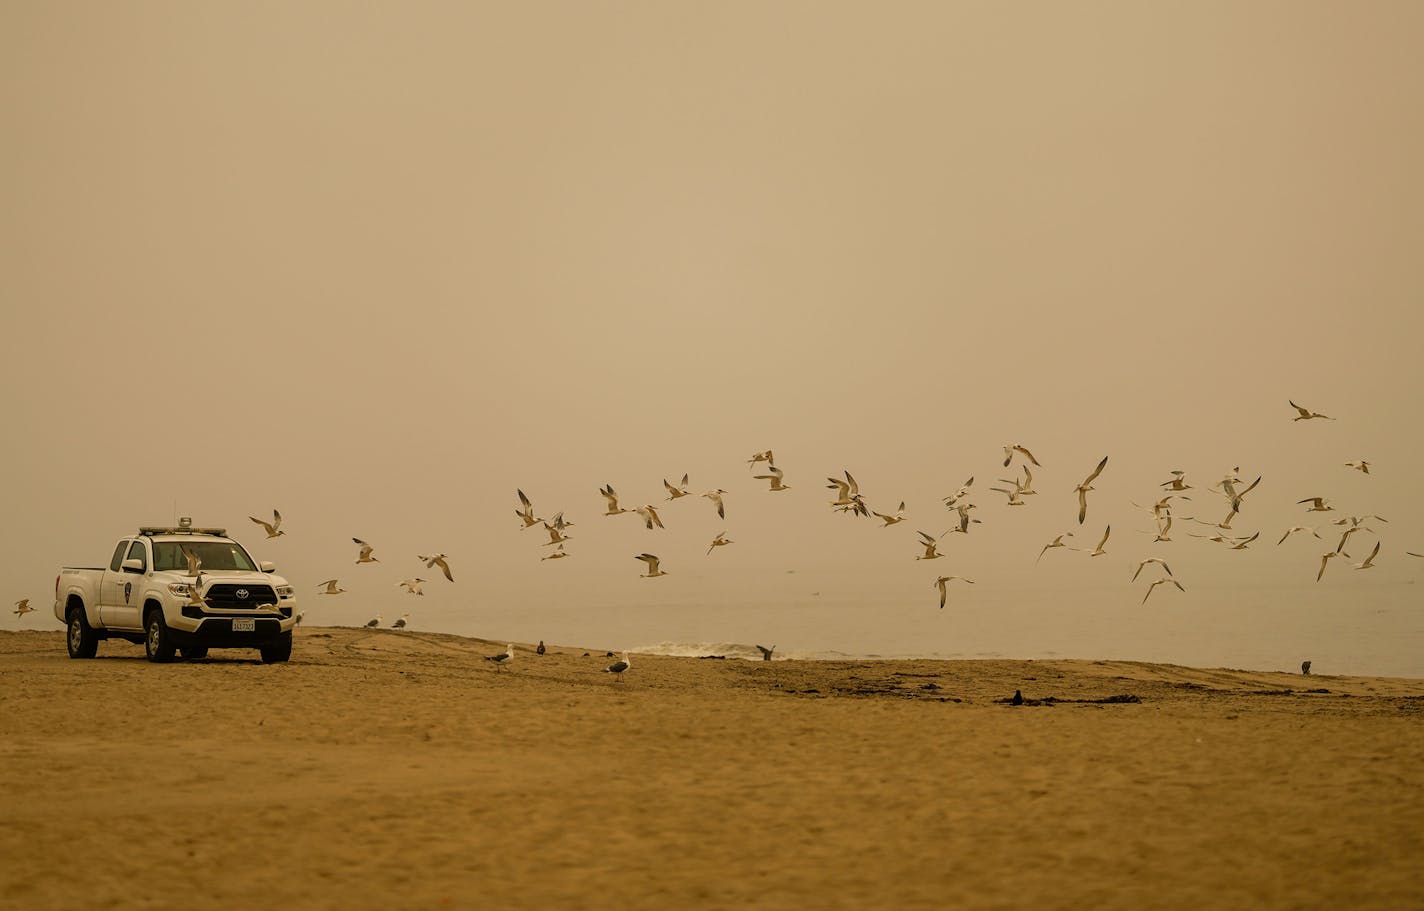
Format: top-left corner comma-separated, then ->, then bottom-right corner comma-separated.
515,489 -> 542,528
635,553 -> 668,577
634,504 -> 666,530
418,553 -> 454,582
1037,533 -> 1076,563
392,613 -> 409,629
487,644 -> 514,670
872,502 -> 908,526
934,575 -> 974,609
364,614 -> 383,628
755,464 -> 791,491
1344,461 -> 1371,474
1075,456 -> 1109,525
600,484 -> 630,516
915,530 -> 948,560
707,532 -> 733,556
317,579 -> 347,595
248,510 -> 285,539
398,578 -> 426,595
1352,541 -> 1382,570
1002,443 -> 1041,469
701,489 -> 727,519
1278,526 -> 1321,546
1142,578 -> 1185,605
1088,525 -> 1111,557
604,651 -> 631,681
664,474 -> 692,500
942,477 -> 974,508
1298,497 -> 1333,513
13,598 -> 34,618
1290,400 -> 1334,421
353,538 -> 379,563
1131,557 -> 1173,583
756,644 -> 775,661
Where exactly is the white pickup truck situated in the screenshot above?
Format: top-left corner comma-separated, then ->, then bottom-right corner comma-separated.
54,522 -> 298,663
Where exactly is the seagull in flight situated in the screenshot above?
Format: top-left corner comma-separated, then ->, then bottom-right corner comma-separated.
13,599 -> 34,618
989,484 -> 1026,506
1344,460 -> 1371,474
600,484 -> 630,516
701,489 -> 727,519
317,579 -> 347,595
707,532 -> 733,556
755,644 -> 775,661
180,545 -> 202,577
1277,526 -> 1320,546
748,450 -> 775,467
1088,525 -> 1111,557
418,553 -> 454,582
515,489 -> 543,528
827,471 -> 861,509
872,502 -> 908,526
634,504 -> 666,530
664,474 -> 692,500
1131,557 -> 1173,583
1075,457 -> 1109,524
1317,551 -> 1344,582
1352,540 -> 1381,570
915,530 -> 948,560
755,464 -> 791,491
542,521 -> 574,546
1298,497 -> 1333,513
1290,400 -> 1334,421
1142,578 -> 1185,605
1002,443 -> 1041,468
1228,531 -> 1261,550
933,575 -> 974,609
398,578 -> 426,595
1037,532 -> 1076,563
950,503 -> 981,535
541,544 -> 569,561
1159,471 -> 1193,492
635,553 -> 668,578
248,510 -> 285,539
942,476 -> 973,508
353,538 -> 379,564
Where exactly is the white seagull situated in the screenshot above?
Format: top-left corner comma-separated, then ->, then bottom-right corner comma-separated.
701,489 -> 728,519
248,510 -> 285,539
707,532 -> 733,556
1037,532 -> 1076,563
1160,471 -> 1193,491
13,598 -> 34,618
634,504 -> 666,530
1088,525 -> 1111,557
515,489 -> 542,528
1228,532 -> 1261,550
317,579 -> 347,595
1298,497 -> 1333,513
1075,456 -> 1109,525
364,614 -> 383,628
542,521 -> 574,546
1278,526 -> 1320,546
604,651 -> 631,681
1344,460 -> 1371,474
748,450 -> 775,467
1352,541 -> 1382,570
663,474 -> 692,500
353,538 -> 380,564
755,465 -> 791,491
418,553 -> 454,582
933,575 -> 974,609
541,545 -> 569,561
391,613 -> 409,629
1317,551 -> 1343,582
915,530 -> 947,561
1131,557 -> 1173,582
1002,443 -> 1041,468
1290,400 -> 1334,421
635,553 -> 668,578
398,578 -> 426,595
942,476 -> 974,508
180,545 -> 202,577
486,644 -> 514,670
600,484 -> 630,516
872,502 -> 908,526
1142,578 -> 1185,605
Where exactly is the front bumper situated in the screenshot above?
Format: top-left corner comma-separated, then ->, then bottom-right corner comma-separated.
168,604 -> 297,646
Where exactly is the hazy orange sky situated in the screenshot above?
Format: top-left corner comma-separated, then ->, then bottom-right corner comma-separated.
3,3 -> 1421,668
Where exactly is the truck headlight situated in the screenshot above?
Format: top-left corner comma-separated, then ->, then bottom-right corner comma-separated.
167,583 -> 192,596
275,586 -> 295,599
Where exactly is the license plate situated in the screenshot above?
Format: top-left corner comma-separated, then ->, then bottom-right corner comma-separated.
232,618 -> 255,632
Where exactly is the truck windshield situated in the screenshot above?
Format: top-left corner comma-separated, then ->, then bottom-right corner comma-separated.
152,541 -> 258,572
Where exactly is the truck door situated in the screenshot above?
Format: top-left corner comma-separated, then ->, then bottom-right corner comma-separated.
107,539 -> 148,631
99,539 -> 131,628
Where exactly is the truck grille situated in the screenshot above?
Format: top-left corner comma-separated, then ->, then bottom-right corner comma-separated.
203,583 -> 278,609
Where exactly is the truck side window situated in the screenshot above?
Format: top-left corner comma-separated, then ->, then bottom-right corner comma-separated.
109,541 -> 129,572
124,540 -> 147,573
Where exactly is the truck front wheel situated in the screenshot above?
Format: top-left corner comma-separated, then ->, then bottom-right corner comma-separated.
144,609 -> 176,663
66,607 -> 98,659
259,632 -> 292,664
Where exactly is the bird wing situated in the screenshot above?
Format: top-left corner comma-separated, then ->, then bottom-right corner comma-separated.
1077,488 -> 1088,524
1097,525 -> 1111,550
435,556 -> 453,581
1017,445 -> 1041,466
1082,456 -> 1108,487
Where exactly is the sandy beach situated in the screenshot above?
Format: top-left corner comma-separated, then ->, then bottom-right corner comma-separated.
2,628 -> 1422,910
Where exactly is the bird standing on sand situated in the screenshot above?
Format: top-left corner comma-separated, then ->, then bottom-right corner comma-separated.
1011,690 -> 1024,706
249,510 -> 285,539
13,599 -> 34,618
604,651 -> 631,681
1301,660 -> 1312,675
536,640 -> 546,655
353,538 -> 380,564
487,644 -> 514,670
392,613 -> 409,629
756,644 -> 775,661
364,614 -> 383,628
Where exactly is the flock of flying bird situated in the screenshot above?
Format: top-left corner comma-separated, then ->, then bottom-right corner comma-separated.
10,401 -> 1423,667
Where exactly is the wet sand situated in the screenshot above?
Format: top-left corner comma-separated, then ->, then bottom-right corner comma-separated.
3,627 -> 1422,910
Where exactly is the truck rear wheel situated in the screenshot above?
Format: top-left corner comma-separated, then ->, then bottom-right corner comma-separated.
259,632 -> 292,664
66,607 -> 99,659
144,609 -> 176,663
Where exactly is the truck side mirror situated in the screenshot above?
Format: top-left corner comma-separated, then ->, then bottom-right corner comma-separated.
121,558 -> 144,573
260,561 -> 276,573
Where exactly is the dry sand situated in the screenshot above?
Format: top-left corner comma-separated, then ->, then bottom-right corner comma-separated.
2,627 -> 1422,910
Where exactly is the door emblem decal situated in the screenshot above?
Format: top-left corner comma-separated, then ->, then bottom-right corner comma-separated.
123,582 -> 132,604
